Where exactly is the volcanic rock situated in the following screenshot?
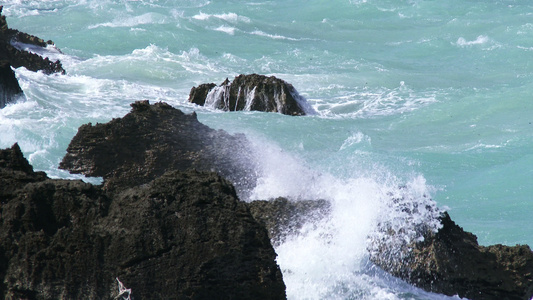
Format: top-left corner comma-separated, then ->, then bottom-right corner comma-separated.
0,143 -> 286,299
370,211 -> 533,300
0,60 -> 22,108
59,100 -> 258,199
188,74 -> 314,116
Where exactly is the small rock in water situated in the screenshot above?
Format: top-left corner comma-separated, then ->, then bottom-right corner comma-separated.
188,74 -> 315,116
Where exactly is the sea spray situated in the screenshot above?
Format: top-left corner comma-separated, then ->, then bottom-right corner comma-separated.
247,137 -> 445,299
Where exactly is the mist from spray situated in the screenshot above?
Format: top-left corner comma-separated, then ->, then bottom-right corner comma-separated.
246,137 -> 444,299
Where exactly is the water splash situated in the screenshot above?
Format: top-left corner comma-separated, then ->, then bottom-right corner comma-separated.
246,137 -> 446,299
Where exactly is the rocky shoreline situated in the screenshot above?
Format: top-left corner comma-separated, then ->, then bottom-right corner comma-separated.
1,7 -> 533,300
2,101 -> 533,299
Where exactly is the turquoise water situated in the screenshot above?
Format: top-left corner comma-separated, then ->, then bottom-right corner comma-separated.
1,1 -> 532,299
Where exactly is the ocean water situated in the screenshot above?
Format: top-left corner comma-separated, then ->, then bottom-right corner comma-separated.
1,1 -> 532,299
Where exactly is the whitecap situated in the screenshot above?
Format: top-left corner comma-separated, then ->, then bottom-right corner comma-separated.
88,12 -> 166,29
250,30 -> 301,41
456,35 -> 489,46
317,83 -> 439,119
214,25 -> 236,35
192,12 -> 250,23
339,132 -> 371,151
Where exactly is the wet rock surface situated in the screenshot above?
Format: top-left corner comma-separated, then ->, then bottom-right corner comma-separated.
0,60 -> 22,108
0,6 -> 65,108
59,100 -> 258,199
370,211 -> 533,300
248,197 -> 331,247
0,143 -> 286,299
0,6 -> 65,75
188,74 -> 313,116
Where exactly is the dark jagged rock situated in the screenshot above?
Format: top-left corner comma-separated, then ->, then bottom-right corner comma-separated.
188,74 -> 314,116
0,6 -> 64,75
0,144 -> 286,299
370,211 -> 533,300
189,82 -> 216,106
0,143 -> 35,173
0,6 -> 65,108
0,60 -> 22,108
60,100 -> 258,199
249,197 -> 331,247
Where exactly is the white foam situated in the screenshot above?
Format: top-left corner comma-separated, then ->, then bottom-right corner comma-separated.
192,12 -> 250,23
214,25 -> 236,35
317,83 -> 438,119
339,132 -> 371,151
456,35 -> 489,46
250,30 -> 301,41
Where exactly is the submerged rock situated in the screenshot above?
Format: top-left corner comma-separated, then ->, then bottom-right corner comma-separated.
0,60 -> 22,108
370,211 -> 533,300
188,74 -> 314,116
0,143 -> 286,299
60,100 -> 258,199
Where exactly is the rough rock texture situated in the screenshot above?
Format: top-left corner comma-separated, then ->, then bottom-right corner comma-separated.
59,100 -> 258,199
189,83 -> 216,106
188,74 -> 313,116
0,143 -> 286,299
0,6 -> 65,108
248,197 -> 331,247
0,60 -> 22,108
0,6 -> 64,75
370,212 -> 533,300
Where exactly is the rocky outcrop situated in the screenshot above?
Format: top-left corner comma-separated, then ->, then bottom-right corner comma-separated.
370,211 -> 533,300
0,6 -> 64,75
0,60 -> 22,108
0,6 -> 65,108
188,74 -> 314,116
248,197 -> 331,247
0,143 -> 286,299
59,100 -> 258,199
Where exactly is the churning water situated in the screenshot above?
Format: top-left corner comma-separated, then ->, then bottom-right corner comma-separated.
2,1 -> 533,299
